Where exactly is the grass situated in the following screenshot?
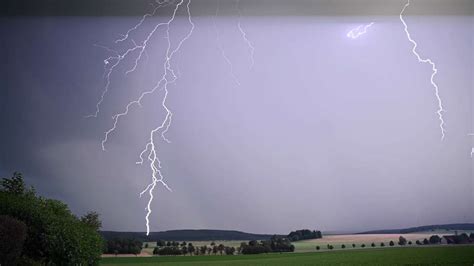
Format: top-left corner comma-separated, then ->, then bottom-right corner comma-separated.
101,245 -> 474,265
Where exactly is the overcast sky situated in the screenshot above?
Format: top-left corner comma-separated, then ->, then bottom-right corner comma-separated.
1,0 -> 473,234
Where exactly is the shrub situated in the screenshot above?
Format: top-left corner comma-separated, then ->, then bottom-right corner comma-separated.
389,241 -> 395,246
371,242 -> 375,247
316,246 -> 320,250
380,242 -> 385,247
352,244 -> 356,248
423,238 -> 429,245
341,244 -> 345,249
361,244 -> 365,248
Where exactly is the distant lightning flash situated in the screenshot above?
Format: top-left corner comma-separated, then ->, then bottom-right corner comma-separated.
347,22 -> 374,39
90,0 -> 194,235
400,0 -> 446,140
213,0 -> 241,86
236,0 -> 255,69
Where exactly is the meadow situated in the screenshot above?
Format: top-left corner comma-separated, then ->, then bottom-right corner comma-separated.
101,245 -> 474,265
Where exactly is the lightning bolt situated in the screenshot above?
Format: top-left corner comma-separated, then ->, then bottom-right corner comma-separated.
347,22 -> 374,39
92,0 -> 194,235
400,0 -> 446,140
213,0 -> 241,87
236,0 -> 255,69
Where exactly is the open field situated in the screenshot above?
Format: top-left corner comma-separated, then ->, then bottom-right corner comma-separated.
132,231 -> 474,255
101,245 -> 474,265
293,233 -> 457,252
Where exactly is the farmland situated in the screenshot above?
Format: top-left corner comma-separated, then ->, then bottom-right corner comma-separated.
101,245 -> 474,265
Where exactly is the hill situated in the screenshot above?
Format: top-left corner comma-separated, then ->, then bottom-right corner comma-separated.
100,229 -> 282,241
358,223 -> 474,234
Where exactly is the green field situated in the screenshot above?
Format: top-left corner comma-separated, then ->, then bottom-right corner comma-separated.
101,245 -> 474,265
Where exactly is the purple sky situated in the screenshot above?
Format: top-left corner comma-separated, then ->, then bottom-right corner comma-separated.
1,0 -> 473,234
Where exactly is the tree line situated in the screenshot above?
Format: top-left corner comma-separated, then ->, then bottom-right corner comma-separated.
287,229 -> 322,241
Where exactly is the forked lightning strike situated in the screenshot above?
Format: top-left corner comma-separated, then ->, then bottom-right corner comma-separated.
347,22 -> 374,39
89,0 -> 255,235
400,0 -> 446,140
90,0 -> 194,235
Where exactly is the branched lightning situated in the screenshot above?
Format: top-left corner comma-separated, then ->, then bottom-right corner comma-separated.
236,0 -> 255,69
347,22 -> 374,39
92,0 -> 194,235
213,0 -> 241,87
400,0 -> 446,140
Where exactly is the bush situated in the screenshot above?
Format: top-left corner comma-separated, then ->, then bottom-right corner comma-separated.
389,241 -> 395,246
380,242 -> 385,247
408,241 -> 412,245
416,240 -> 422,245
361,244 -> 365,248
316,246 -> 320,250
352,244 -> 356,248
328,245 -> 334,250
423,238 -> 429,245
341,244 -> 345,249
371,242 -> 375,247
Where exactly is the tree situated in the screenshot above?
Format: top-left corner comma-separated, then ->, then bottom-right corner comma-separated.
157,240 -> 166,247
352,244 -> 356,248
416,240 -> 422,245
328,245 -> 334,250
0,173 -> 103,265
361,244 -> 365,248
181,246 -> 188,256
398,236 -> 407,246
188,243 -> 195,255
80,211 -> 102,231
212,245 -> 218,255
218,244 -> 225,255
389,241 -> 395,246
200,246 -> 207,255
341,244 -> 345,249
380,242 -> 385,247
316,246 -> 320,250
408,241 -> 412,245
371,242 -> 375,247
224,246 -> 235,255
0,215 -> 27,265
1,172 -> 27,195
423,238 -> 429,245
429,235 -> 441,244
